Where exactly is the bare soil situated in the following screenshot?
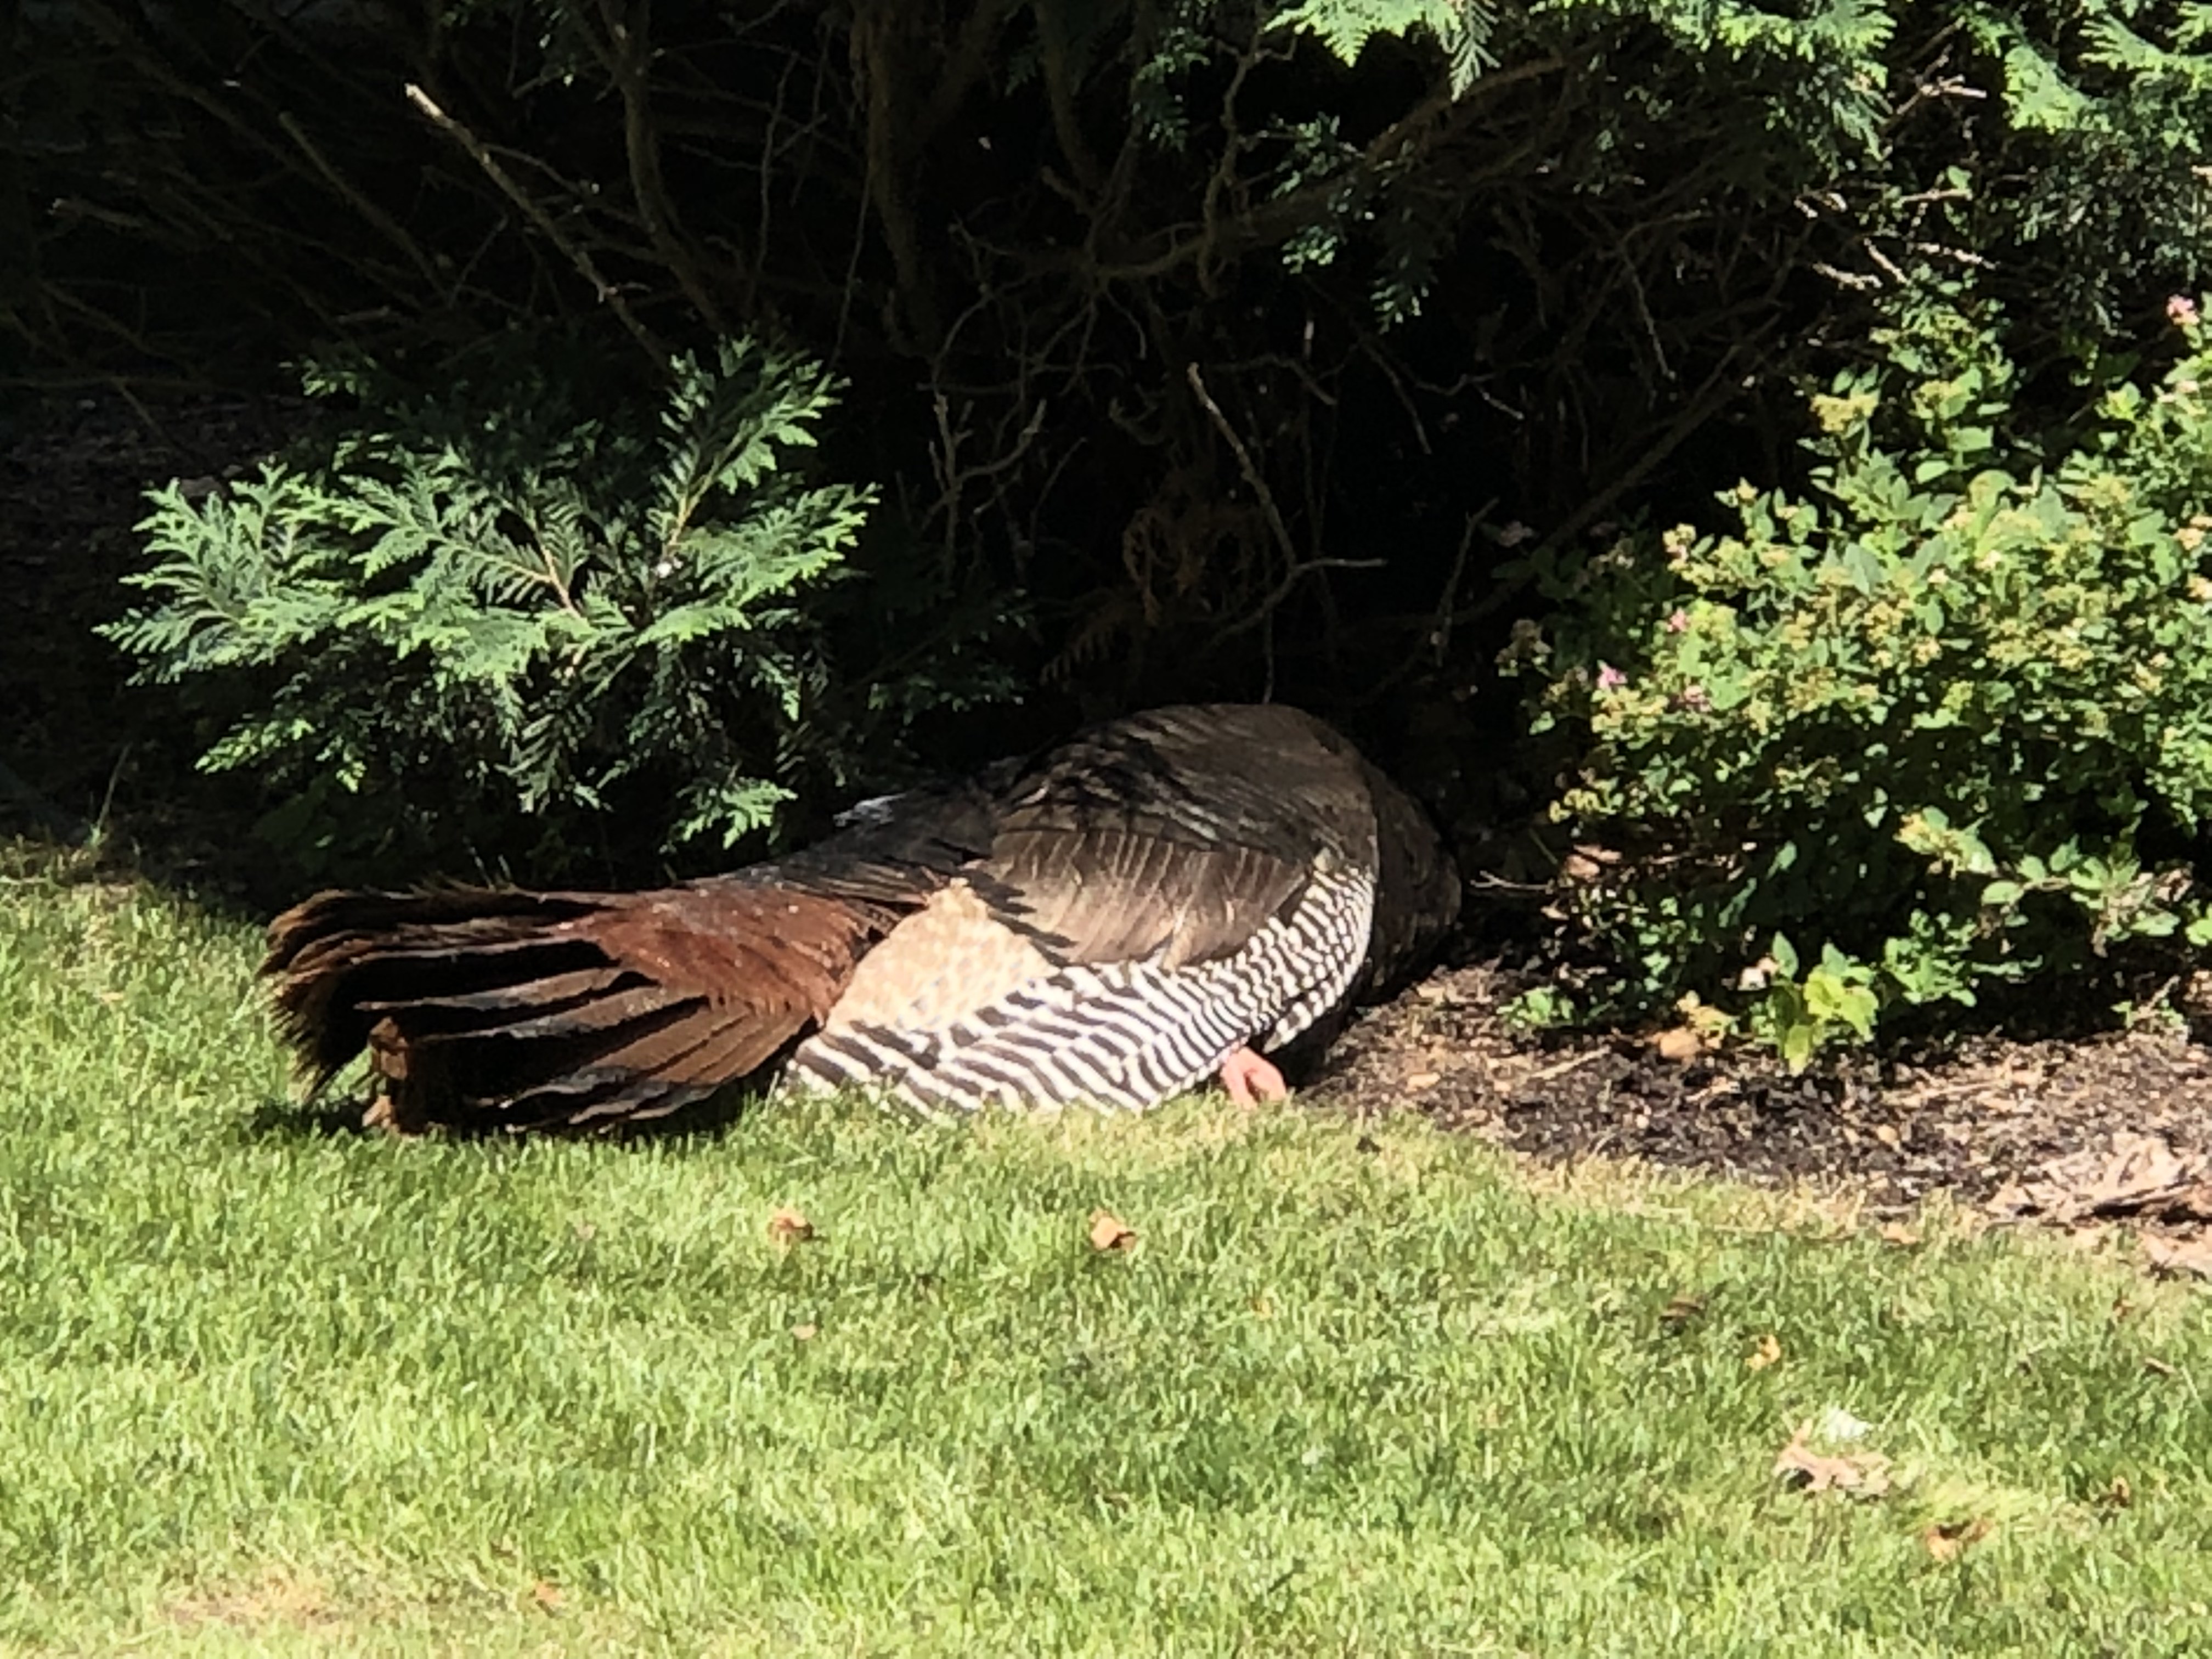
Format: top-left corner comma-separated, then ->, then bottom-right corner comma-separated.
1319,960 -> 2212,1251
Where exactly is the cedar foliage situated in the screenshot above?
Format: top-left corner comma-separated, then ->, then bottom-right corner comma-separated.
99,338 -> 1012,877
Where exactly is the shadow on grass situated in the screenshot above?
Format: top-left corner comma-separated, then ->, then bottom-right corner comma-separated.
234,1086 -> 762,1148
239,1097 -> 377,1142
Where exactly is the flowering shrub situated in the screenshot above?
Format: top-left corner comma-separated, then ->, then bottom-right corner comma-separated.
1515,297 -> 2212,1063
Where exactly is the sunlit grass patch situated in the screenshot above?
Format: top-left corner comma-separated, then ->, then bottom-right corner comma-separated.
3,839 -> 2211,1655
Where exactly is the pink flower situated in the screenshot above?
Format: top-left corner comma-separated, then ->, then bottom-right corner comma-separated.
1664,608 -> 1691,633
2169,295 -> 2201,328
1596,663 -> 1628,691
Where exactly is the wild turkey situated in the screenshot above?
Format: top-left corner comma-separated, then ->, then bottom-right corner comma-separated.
264,703 -> 1460,1131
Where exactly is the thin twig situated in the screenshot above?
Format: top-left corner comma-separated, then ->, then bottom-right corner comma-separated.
403,82 -> 667,364
931,394 -> 1048,556
1185,361 -> 1296,565
276,111 -> 443,290
586,0 -> 731,332
1430,510 -> 1480,665
1186,360 -> 1384,644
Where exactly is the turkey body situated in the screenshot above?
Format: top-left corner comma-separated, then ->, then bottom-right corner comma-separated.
266,704 -> 1460,1131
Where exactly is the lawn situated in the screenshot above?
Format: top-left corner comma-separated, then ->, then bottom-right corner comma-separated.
2,840 -> 2210,1656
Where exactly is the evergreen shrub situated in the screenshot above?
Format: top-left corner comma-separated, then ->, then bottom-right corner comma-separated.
105,336 -> 1011,878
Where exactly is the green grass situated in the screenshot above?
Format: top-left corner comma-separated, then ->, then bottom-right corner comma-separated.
4,843 -> 2212,1656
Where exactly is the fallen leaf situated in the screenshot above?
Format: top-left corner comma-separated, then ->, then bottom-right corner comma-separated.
768,1205 -> 815,1244
530,1581 -> 564,1612
791,1322 -> 818,1342
2104,1475 -> 2132,1509
1747,1333 -> 1783,1370
1921,1517 -> 1992,1562
1990,1133 -> 2212,1226
1660,1293 -> 1706,1327
2141,1233 -> 2212,1278
1773,1422 -> 1891,1497
1878,1222 -> 1922,1248
1406,1071 -> 1441,1090
1089,1210 -> 1136,1252
1654,1026 -> 1703,1063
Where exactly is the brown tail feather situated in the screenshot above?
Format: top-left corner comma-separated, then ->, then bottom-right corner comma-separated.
264,882 -> 883,1131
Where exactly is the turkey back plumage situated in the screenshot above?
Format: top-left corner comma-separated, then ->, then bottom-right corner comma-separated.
263,704 -> 1460,1131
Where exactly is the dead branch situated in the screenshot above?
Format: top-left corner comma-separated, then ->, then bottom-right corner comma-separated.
583,0 -> 733,334
403,82 -> 668,364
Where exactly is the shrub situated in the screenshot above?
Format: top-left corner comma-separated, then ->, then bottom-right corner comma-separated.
104,336 -> 1013,879
1514,292 -> 2212,1064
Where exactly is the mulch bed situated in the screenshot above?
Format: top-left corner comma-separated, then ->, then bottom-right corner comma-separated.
1318,958 -> 2212,1267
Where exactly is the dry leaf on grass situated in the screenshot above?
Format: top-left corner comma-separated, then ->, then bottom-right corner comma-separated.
1089,1210 -> 1136,1252
2141,1232 -> 2212,1278
1773,1422 -> 1891,1496
791,1322 -> 819,1342
529,1581 -> 564,1612
768,1205 -> 815,1244
1747,1333 -> 1783,1370
1878,1222 -> 1922,1248
1921,1517 -> 1993,1562
2104,1475 -> 2132,1509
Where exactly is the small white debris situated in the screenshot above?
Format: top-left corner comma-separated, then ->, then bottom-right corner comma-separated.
1817,1406 -> 1873,1443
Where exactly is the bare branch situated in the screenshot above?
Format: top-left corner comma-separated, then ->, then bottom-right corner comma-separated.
403,82 -> 668,365
1188,363 -> 1383,644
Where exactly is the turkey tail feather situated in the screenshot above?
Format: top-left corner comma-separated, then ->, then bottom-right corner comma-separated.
264,882 -> 879,1131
